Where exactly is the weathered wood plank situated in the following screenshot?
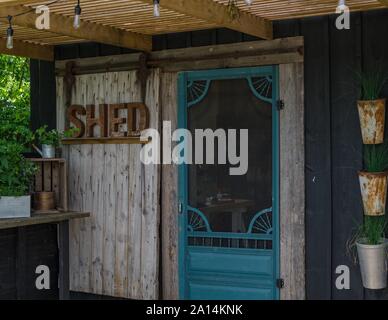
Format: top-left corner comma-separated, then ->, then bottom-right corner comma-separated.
56,37 -> 304,75
0,38 -> 53,61
78,75 -> 94,293
137,0 -> 273,39
141,69 -> 161,299
58,220 -> 70,300
62,137 -> 149,145
279,63 -> 305,300
161,72 -> 179,300
0,212 -> 89,230
57,69 -> 160,299
1,5 -> 152,52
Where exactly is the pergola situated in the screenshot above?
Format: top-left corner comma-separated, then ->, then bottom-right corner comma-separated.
0,0 -> 386,61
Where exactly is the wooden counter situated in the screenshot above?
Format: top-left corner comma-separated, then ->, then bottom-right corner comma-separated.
0,211 -> 89,300
0,211 -> 89,230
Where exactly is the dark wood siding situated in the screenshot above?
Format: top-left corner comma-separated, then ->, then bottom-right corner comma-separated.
0,225 -> 59,300
34,9 -> 388,300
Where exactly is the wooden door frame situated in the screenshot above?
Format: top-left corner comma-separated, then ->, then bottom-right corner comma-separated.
161,38 -> 305,300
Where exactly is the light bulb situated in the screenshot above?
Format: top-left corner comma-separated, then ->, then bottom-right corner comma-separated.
153,0 -> 160,17
74,3 -> 81,29
6,16 -> 13,50
6,27 -> 13,49
244,0 -> 253,5
337,0 -> 347,11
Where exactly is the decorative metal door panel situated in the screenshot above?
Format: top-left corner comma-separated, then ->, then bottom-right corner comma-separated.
178,66 -> 279,300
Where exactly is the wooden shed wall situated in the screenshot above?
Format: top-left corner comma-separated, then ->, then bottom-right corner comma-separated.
56,70 -> 161,299
30,8 -> 388,301
53,40 -> 305,300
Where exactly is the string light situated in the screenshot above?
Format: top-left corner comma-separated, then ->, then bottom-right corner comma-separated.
337,0 -> 347,11
244,0 -> 253,5
6,15 -> 13,49
153,0 -> 160,17
74,0 -> 81,29
0,0 -> 61,49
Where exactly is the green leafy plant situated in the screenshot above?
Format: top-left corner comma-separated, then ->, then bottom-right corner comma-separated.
347,216 -> 387,264
0,140 -> 36,197
363,143 -> 388,172
0,102 -> 34,147
36,126 -> 78,147
356,69 -> 388,101
0,56 -> 31,148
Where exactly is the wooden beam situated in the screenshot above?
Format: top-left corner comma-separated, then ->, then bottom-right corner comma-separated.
0,5 -> 152,51
0,37 -> 53,60
56,37 -> 304,74
0,0 -> 38,7
378,0 -> 388,6
138,0 -> 272,39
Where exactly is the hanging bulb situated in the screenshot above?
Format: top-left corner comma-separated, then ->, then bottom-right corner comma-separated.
74,0 -> 81,29
244,0 -> 253,5
153,0 -> 160,17
6,16 -> 13,50
337,0 -> 347,11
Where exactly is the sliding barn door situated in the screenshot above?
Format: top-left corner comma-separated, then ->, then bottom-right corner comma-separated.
56,70 -> 161,299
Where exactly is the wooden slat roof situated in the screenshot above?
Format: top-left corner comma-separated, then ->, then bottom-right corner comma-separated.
0,0 -> 385,60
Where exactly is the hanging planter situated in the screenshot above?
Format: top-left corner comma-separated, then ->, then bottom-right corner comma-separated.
358,99 -> 386,144
356,70 -> 387,145
357,239 -> 387,289
359,171 -> 388,216
351,216 -> 388,289
359,144 -> 388,216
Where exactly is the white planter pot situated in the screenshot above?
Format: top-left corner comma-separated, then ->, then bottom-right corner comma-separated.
0,196 -> 31,219
357,239 -> 388,289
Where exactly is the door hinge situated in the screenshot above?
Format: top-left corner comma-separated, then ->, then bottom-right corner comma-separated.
276,278 -> 285,289
277,99 -> 285,111
178,201 -> 183,214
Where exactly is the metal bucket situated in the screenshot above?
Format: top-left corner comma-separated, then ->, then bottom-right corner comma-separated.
357,99 -> 386,144
359,171 -> 388,216
357,239 -> 387,289
42,144 -> 56,158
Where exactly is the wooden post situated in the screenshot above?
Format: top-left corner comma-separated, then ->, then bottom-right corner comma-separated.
58,221 -> 70,300
16,227 -> 27,300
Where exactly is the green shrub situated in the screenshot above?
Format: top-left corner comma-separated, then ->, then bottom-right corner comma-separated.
36,125 -> 79,147
0,140 -> 36,197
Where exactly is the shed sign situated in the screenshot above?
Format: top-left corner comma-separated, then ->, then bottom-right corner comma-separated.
66,103 -> 149,138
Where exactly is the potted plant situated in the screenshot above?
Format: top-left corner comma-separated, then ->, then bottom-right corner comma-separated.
354,216 -> 387,289
0,140 -> 36,218
34,126 -> 76,158
359,144 -> 388,216
356,70 -> 387,144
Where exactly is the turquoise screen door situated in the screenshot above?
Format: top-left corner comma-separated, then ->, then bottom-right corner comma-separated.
178,66 -> 279,300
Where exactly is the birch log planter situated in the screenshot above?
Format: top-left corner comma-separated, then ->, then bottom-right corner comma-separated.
357,99 -> 386,144
33,192 -> 56,211
359,171 -> 388,216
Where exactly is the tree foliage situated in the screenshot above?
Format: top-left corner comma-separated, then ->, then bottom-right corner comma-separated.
0,55 -> 31,146
0,55 -> 34,196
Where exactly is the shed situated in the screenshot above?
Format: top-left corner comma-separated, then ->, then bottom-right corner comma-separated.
1,0 -> 388,300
